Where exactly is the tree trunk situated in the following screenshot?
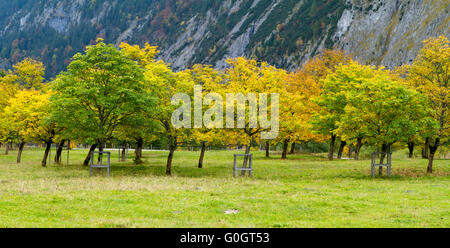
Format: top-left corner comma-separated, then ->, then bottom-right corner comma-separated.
198,141 -> 206,168
407,142 -> 414,158
379,144 -> 389,176
55,140 -> 65,164
17,141 -> 25,164
354,138 -> 363,160
290,142 -> 296,154
121,145 -> 127,162
42,141 -> 52,167
134,139 -> 143,164
83,144 -> 98,166
337,141 -> 347,159
282,140 -> 289,159
422,137 -> 430,159
427,138 -> 440,173
5,142 -> 9,155
265,140 -> 270,158
166,136 -> 177,176
97,142 -> 105,165
328,135 -> 337,160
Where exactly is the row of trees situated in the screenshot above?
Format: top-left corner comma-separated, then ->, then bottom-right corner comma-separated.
0,36 -> 448,174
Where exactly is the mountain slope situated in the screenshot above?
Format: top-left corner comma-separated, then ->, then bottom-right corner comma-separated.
0,0 -> 448,77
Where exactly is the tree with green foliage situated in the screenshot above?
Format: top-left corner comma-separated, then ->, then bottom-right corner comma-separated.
306,49 -> 353,160
118,42 -> 160,164
336,63 -> 432,173
51,39 -> 155,166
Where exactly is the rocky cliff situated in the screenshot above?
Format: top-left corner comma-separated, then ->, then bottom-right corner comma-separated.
0,0 -> 448,77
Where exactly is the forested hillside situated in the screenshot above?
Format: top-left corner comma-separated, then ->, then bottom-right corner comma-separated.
0,0 -> 448,78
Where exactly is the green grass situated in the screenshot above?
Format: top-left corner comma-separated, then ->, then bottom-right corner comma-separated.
0,148 -> 448,228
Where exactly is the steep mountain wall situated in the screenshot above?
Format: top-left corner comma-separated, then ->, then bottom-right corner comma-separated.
0,0 -> 448,77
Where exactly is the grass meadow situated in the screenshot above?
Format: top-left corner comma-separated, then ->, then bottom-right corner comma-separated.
0,147 -> 448,228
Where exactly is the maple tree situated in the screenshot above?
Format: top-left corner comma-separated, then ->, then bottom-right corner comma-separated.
306,49 -> 353,160
0,75 -> 17,154
51,39 -> 154,166
1,58 -> 45,90
188,64 -> 226,168
2,90 -> 58,165
143,58 -> 194,175
335,63 -> 431,167
406,36 -> 449,173
216,57 -> 284,164
119,42 -> 160,164
0,58 -> 46,157
278,67 -> 325,159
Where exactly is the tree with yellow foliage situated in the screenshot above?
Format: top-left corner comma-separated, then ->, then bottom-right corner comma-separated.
278,68 -> 325,159
0,77 -> 17,150
0,58 -> 45,155
188,64 -> 226,168
143,58 -> 195,175
217,58 -> 284,161
1,58 -> 44,90
2,90 -> 57,166
407,36 -> 449,173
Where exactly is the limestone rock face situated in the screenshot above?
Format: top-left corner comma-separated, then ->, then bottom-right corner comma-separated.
0,0 -> 448,76
336,0 -> 450,68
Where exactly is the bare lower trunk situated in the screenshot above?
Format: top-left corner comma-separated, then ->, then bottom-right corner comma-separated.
422,137 -> 430,159
265,141 -> 270,158
379,144 -> 389,176
166,148 -> 175,175
42,141 -> 52,167
198,141 -> 206,168
134,139 -> 143,165
282,140 -> 289,159
83,144 -> 98,166
328,135 -> 336,160
17,141 -> 25,164
290,142 -> 296,154
121,145 -> 126,161
407,142 -> 414,158
166,136 -> 177,176
427,152 -> 435,173
427,138 -> 440,173
97,142 -> 105,165
354,138 -> 363,160
5,142 -> 9,155
337,141 -> 347,159
55,140 -> 65,164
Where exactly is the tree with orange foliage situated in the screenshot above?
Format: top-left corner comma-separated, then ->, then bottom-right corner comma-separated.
278,70 -> 325,159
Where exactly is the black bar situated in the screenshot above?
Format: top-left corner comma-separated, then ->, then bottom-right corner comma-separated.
0,228 -> 445,247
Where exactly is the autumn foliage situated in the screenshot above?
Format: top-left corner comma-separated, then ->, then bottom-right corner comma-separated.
0,36 -> 448,174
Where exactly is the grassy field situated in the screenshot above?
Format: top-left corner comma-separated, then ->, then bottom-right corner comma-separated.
0,147 -> 448,228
